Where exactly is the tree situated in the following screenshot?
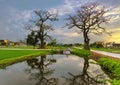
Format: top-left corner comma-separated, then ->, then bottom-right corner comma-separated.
26,31 -> 38,48
66,3 -> 109,50
26,56 -> 57,85
64,57 -> 106,85
26,10 -> 58,49
47,39 -> 57,46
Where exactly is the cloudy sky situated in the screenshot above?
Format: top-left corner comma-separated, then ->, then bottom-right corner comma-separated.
0,0 -> 120,44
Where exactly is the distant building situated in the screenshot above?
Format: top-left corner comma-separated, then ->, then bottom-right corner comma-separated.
105,42 -> 120,48
105,42 -> 113,48
0,39 -> 9,46
0,39 -> 25,46
113,43 -> 120,48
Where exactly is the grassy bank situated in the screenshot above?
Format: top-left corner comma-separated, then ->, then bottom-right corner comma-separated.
0,50 -> 53,68
72,48 -> 120,85
98,58 -> 120,85
72,48 -> 91,57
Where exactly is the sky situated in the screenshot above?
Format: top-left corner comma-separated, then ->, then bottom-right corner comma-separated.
0,0 -> 120,44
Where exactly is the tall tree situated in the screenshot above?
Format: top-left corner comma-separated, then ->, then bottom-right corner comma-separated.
66,3 -> 109,50
26,10 -> 58,49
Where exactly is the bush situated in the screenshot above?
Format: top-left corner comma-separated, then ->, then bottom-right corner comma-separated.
72,48 -> 91,57
98,58 -> 120,85
110,79 -> 120,85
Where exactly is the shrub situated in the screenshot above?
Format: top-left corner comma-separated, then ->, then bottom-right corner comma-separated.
98,58 -> 120,85
72,48 -> 91,57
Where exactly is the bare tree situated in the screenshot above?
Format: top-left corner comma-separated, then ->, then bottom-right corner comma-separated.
66,3 -> 109,50
26,10 -> 58,49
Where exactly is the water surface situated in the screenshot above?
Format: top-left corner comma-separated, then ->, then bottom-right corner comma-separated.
0,54 -> 108,85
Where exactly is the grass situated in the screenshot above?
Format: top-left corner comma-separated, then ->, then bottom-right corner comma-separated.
98,58 -> 120,85
92,47 -> 120,53
47,46 -> 66,50
0,50 -> 42,60
0,45 -> 65,68
0,50 -> 53,68
73,47 -> 120,85
72,48 -> 91,57
1,46 -> 119,85
0,45 -> 35,49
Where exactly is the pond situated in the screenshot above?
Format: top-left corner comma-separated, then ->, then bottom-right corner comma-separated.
0,54 -> 109,85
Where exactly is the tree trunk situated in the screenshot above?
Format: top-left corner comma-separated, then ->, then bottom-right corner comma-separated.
40,38 -> 44,49
83,31 -> 90,50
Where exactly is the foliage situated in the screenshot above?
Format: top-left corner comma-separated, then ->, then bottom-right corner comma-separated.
98,58 -> 120,84
47,39 -> 57,46
110,79 -> 120,85
26,31 -> 38,48
72,48 -> 91,57
90,42 -> 104,48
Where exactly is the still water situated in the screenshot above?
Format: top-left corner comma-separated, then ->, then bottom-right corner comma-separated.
0,54 -> 109,85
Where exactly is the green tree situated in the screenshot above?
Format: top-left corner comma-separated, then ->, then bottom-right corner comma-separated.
66,3 -> 109,50
48,39 -> 57,46
26,31 -> 38,48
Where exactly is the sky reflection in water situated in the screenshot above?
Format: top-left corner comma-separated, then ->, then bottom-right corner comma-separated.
0,54 -> 108,85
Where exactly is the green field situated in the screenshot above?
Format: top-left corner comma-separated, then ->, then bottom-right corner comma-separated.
0,49 -> 52,68
0,50 -> 46,60
0,46 -> 36,49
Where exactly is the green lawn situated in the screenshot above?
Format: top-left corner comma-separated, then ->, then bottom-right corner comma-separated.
0,45 -> 36,49
0,50 -> 45,60
0,50 -> 53,68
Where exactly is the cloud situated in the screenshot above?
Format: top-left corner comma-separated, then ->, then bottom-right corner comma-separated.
48,0 -> 120,43
0,0 -> 5,2
49,0 -> 95,16
49,27 -> 84,44
0,0 -> 120,43
106,7 -> 120,23
108,32 -> 120,43
0,7 -> 33,41
96,0 -> 120,7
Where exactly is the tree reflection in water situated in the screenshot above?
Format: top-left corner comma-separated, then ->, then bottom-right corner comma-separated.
25,55 -> 58,85
25,55 -> 107,85
63,57 -> 106,85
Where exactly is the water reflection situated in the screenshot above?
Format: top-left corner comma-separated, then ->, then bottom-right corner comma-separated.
25,55 -> 107,85
25,55 -> 58,85
64,57 -> 106,85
